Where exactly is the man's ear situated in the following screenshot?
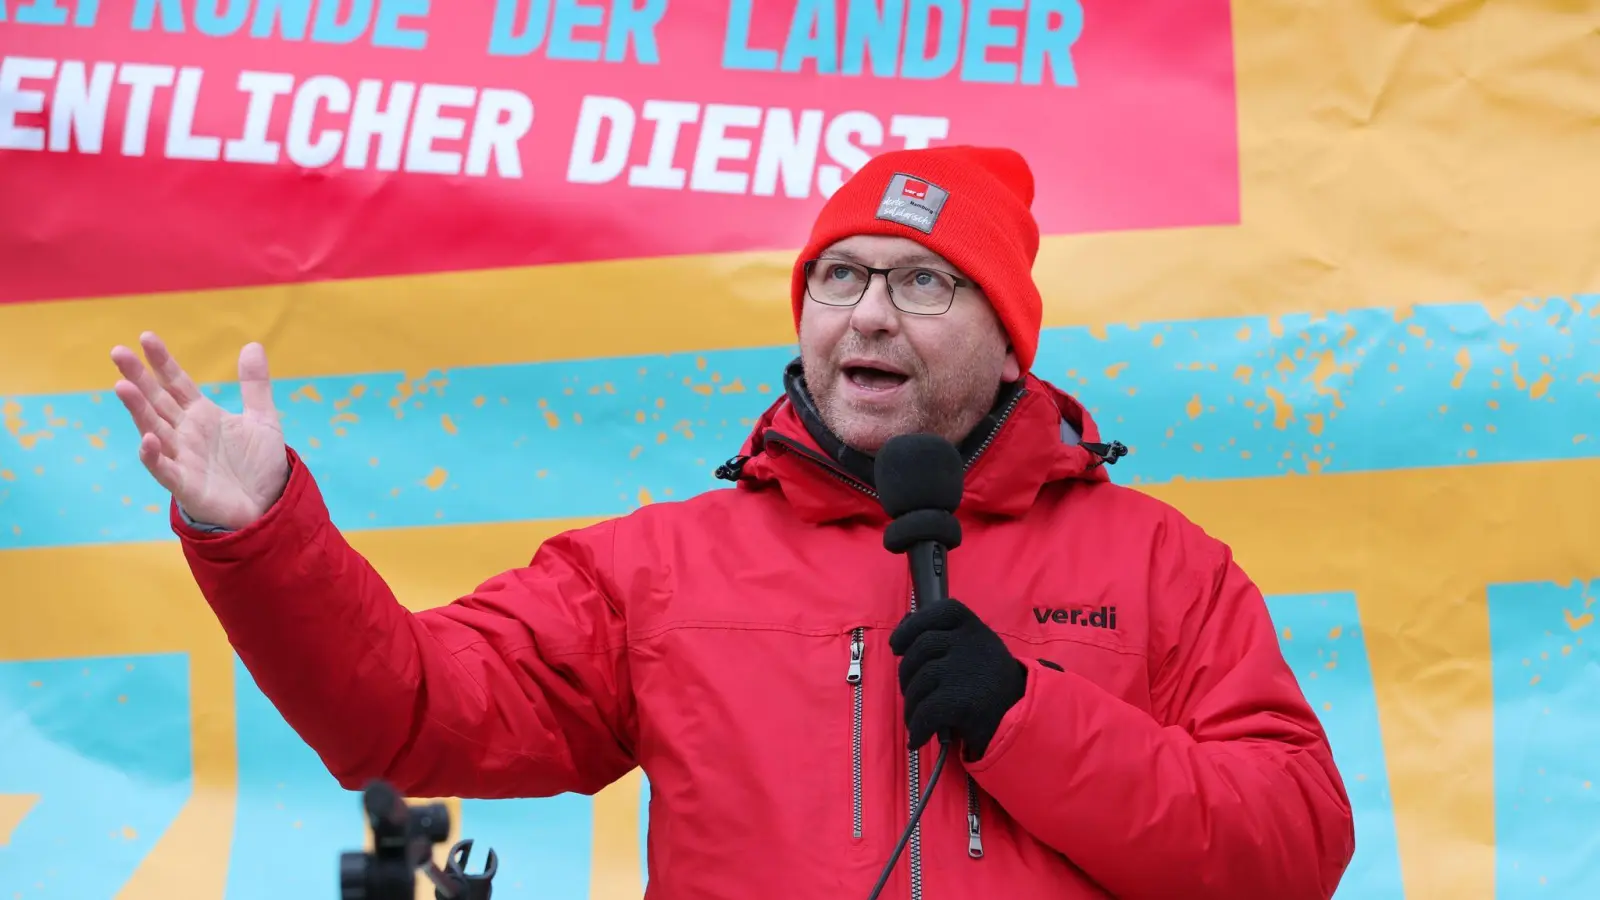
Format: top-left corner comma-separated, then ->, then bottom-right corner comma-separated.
1002,344 -> 1022,382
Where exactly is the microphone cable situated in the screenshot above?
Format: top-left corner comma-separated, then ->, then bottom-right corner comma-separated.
866,739 -> 950,900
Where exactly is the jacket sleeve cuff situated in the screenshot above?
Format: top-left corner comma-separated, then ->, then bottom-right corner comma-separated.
168,447 -> 313,556
966,657 -> 1056,775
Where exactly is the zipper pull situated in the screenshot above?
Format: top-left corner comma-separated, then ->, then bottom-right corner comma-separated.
846,630 -> 864,684
967,812 -> 984,858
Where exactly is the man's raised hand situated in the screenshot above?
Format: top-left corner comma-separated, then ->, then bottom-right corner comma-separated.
110,332 -> 289,530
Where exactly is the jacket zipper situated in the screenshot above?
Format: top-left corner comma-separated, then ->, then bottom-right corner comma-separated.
966,776 -> 984,858
847,627 -> 866,840
768,387 -> 1028,896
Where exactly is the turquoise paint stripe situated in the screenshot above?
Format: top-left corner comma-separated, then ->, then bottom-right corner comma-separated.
1488,579 -> 1600,898
0,653 -> 192,897
1,294 -> 1595,549
227,656 -> 595,900
1266,592 -> 1404,899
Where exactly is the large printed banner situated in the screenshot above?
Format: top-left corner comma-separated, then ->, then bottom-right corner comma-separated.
3,2 -> 1600,900
0,0 -> 1236,302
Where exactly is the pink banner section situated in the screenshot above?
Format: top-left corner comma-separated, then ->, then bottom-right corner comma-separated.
0,0 -> 1237,303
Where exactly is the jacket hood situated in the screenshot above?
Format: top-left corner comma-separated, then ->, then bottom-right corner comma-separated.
716,360 -> 1126,524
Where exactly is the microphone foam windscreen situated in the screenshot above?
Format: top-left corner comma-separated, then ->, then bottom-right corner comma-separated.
874,433 -> 965,518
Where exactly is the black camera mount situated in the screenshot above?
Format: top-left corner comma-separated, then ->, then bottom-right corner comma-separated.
339,781 -> 498,900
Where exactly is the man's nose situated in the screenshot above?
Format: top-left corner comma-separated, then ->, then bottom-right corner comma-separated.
848,275 -> 901,335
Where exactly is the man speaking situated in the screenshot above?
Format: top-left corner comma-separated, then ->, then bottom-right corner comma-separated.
108,146 -> 1355,898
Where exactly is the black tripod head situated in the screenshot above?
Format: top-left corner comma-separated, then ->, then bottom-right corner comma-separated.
339,781 -> 497,900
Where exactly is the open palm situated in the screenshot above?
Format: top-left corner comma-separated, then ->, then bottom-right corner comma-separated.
110,332 -> 289,530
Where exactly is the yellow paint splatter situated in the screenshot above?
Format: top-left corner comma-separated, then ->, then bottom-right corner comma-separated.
421,468 -> 449,491
1530,674 -> 1542,686
695,356 -> 708,370
543,410 -> 560,429
573,413 -> 583,425
121,826 -> 137,840
692,384 -> 713,396
1275,355 -> 1296,378
1576,435 -> 1589,444
1267,316 -> 1284,337
307,437 -> 322,449
1512,361 -> 1528,391
1088,323 -> 1109,341
1339,323 -> 1357,347
1406,324 -> 1426,338
1328,625 -> 1343,639
1451,348 -> 1471,389
290,384 -> 322,403
720,378 -> 746,394
1529,373 -> 1553,400
629,446 -> 643,459
1151,333 -> 1164,348
1565,609 -> 1593,632
656,432 -> 668,444
638,488 -> 654,505
0,470 -> 13,482
1103,362 -> 1127,379
1236,325 -> 1251,341
1232,365 -> 1253,385
1305,352 -> 1352,407
441,415 -> 458,435
1392,305 -> 1414,323
1185,395 -> 1202,419
1263,387 -> 1295,430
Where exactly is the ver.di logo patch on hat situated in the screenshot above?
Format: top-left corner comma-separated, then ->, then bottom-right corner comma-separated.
876,173 -> 950,234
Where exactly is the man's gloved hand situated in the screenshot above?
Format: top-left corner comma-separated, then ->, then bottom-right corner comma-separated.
889,598 -> 1027,761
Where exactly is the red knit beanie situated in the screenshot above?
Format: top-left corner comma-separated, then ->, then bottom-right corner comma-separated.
790,145 -> 1043,373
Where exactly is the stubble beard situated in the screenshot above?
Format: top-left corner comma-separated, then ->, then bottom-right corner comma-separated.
802,346 -> 1004,453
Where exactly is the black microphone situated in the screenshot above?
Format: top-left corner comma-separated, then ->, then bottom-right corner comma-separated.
865,434 -> 967,900
875,433 -> 965,610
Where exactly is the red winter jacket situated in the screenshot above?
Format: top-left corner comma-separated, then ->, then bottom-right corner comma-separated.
175,370 -> 1354,899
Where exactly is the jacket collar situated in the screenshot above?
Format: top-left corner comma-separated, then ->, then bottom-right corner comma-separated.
718,358 -> 1124,524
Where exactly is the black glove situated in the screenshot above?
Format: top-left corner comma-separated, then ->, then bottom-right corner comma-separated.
889,598 -> 1027,761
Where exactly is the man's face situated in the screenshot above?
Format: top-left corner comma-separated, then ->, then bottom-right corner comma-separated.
799,235 -> 1022,453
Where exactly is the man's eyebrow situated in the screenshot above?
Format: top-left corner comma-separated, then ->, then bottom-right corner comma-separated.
822,248 -> 956,270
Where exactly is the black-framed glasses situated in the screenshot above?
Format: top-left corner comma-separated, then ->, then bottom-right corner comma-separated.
802,258 -> 974,316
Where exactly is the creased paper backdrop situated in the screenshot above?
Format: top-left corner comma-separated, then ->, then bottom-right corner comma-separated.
1,1 -> 1597,898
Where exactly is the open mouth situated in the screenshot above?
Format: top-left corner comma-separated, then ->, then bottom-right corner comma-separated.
843,365 -> 910,391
